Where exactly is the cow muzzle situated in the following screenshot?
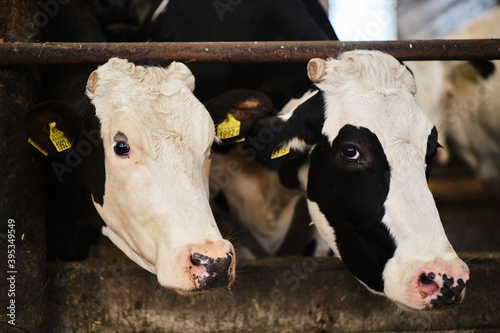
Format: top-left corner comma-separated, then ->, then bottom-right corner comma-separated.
412,264 -> 469,309
384,257 -> 470,310
182,240 -> 236,292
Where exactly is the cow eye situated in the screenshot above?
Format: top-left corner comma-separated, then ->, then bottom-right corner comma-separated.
342,146 -> 360,161
114,141 -> 130,156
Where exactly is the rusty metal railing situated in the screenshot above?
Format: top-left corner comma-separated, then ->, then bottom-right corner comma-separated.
0,39 -> 499,64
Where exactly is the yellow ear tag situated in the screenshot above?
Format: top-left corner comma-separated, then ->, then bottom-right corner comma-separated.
28,138 -> 48,156
270,145 -> 290,159
49,122 -> 71,152
217,113 -> 241,140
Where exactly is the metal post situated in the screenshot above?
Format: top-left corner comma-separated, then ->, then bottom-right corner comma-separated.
0,39 -> 498,64
0,1 -> 47,332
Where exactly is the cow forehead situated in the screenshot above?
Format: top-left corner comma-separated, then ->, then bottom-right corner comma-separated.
322,93 -> 434,155
87,58 -> 214,154
318,52 -> 434,154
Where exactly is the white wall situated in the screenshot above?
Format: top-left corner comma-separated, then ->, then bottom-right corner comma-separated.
329,0 -> 398,41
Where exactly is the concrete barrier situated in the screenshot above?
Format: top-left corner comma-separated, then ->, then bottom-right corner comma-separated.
47,253 -> 499,332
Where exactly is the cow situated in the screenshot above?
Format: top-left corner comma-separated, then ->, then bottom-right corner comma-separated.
140,0 -> 470,309
407,7 -> 500,196
25,0 -> 235,293
207,51 -> 471,310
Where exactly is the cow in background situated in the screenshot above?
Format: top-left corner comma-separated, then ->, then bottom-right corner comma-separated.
26,0 -> 235,293
407,7 -> 500,196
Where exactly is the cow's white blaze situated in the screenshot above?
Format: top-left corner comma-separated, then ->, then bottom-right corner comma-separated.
309,51 -> 469,309
86,58 -> 233,290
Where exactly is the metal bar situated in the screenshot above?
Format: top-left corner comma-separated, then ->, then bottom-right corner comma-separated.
0,39 -> 499,64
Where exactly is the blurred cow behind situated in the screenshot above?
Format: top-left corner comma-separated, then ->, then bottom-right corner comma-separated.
408,7 -> 500,196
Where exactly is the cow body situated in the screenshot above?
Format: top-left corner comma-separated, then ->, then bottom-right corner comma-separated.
407,7 -> 500,195
144,0 -> 337,108
25,1 -> 235,292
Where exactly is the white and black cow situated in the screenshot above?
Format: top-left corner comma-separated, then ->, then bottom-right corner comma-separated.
208,51 -> 470,310
25,1 -> 235,293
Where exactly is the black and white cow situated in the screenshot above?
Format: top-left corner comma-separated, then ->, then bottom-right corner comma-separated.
210,51 -> 470,310
141,0 -> 470,309
25,0 -> 235,293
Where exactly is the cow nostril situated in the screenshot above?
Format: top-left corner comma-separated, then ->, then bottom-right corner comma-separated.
190,253 -> 204,267
418,272 -> 440,299
419,272 -> 436,285
191,251 -> 234,290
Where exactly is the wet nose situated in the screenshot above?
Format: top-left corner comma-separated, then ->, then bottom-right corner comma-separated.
188,251 -> 234,290
185,241 -> 236,291
415,269 -> 469,309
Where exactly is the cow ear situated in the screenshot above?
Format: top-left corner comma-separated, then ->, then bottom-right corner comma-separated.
204,89 -> 273,145
242,90 -> 326,170
24,100 -> 84,156
470,60 -> 495,79
451,61 -> 495,83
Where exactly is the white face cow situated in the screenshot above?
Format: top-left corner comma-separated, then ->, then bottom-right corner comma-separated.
211,51 -> 469,310
24,58 -> 235,292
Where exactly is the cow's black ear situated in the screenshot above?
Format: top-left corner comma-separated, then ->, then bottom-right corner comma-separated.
24,100 -> 84,156
470,60 -> 495,79
242,90 -> 326,170
204,89 -> 273,145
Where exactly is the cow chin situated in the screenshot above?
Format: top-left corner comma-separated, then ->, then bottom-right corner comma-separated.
155,240 -> 236,293
382,255 -> 470,311
102,225 -> 236,293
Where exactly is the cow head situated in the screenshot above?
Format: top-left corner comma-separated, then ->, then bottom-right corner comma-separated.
24,58 -> 235,293
213,51 -> 469,310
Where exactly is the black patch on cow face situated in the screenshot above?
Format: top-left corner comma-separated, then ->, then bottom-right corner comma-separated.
425,126 -> 439,181
307,125 -> 396,292
72,96 -> 106,208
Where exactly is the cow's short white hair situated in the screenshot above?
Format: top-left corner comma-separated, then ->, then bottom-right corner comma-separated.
317,50 -> 417,96
87,58 -> 213,161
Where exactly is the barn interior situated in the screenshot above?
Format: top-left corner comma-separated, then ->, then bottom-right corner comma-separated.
1,0 -> 499,332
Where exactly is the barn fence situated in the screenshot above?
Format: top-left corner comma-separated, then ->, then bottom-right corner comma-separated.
0,39 -> 499,64
1,6 -> 500,331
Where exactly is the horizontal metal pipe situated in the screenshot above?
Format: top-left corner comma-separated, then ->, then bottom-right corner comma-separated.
0,39 -> 499,64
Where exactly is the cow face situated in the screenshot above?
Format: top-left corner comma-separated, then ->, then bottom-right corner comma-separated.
307,52 -> 469,310
231,51 -> 469,310
25,58 -> 235,292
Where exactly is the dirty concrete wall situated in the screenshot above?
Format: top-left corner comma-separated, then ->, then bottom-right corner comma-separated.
47,254 -> 500,332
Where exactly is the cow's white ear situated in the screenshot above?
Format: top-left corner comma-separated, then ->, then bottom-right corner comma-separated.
307,58 -> 327,83
168,61 -> 195,92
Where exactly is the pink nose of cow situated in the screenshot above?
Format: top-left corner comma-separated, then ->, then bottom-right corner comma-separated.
414,265 -> 469,309
185,241 -> 235,291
